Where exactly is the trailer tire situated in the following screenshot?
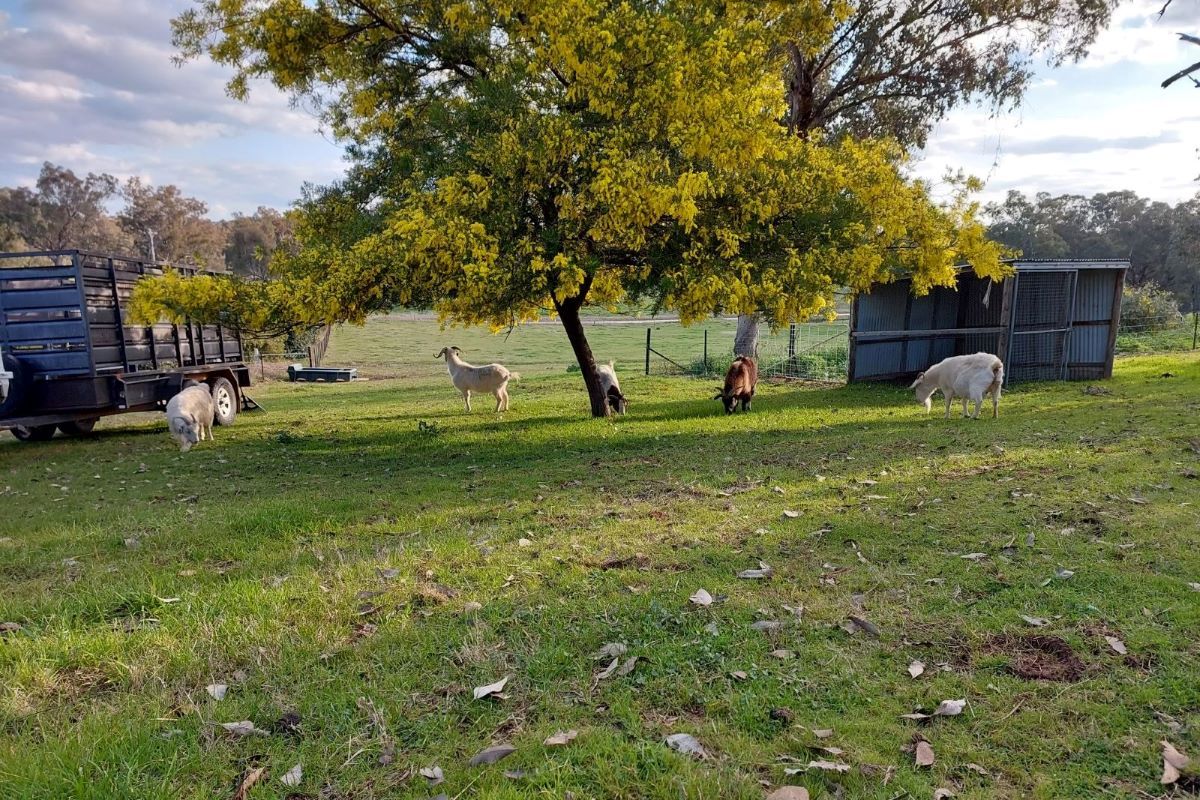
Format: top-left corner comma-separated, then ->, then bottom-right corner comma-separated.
11,423 -> 56,442
0,353 -> 28,418
59,418 -> 99,437
210,377 -> 237,426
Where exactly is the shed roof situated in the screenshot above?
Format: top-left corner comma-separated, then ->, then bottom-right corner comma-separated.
1005,258 -> 1130,271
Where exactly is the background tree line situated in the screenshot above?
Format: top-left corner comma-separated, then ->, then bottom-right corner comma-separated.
0,161 -> 292,278
987,189 -> 1200,312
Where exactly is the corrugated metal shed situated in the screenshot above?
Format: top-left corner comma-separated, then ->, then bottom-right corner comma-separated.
848,259 -> 1127,384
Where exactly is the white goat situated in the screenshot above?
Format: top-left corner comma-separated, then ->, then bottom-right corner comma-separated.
596,360 -> 627,415
165,383 -> 215,451
910,352 -> 1004,420
436,346 -> 519,412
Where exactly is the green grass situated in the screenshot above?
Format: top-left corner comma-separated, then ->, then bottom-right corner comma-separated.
324,315 -> 848,379
2,353 -> 1199,799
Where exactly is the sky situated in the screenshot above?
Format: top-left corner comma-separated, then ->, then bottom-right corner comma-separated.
1,0 -> 1199,219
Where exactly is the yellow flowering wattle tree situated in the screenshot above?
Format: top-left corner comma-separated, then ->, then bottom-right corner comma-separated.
135,0 -> 1007,417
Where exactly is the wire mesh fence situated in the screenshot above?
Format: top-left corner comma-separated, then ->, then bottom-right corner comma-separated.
1115,312 -> 1198,354
646,317 -> 850,382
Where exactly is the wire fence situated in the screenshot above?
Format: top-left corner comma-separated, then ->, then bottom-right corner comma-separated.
1115,312 -> 1198,354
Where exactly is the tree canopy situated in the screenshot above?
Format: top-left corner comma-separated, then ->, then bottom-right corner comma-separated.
135,0 -> 1007,416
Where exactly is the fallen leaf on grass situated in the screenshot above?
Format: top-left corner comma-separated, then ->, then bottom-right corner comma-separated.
544,730 -> 578,747
420,765 -> 444,785
469,744 -> 516,766
231,767 -> 265,800
769,649 -> 795,659
689,589 -> 713,607
965,763 -> 990,776
219,720 -> 267,737
765,788 -> 809,800
811,728 -> 833,739
804,759 -> 851,773
615,656 -> 638,676
280,763 -> 302,787
915,741 -> 935,767
594,657 -> 620,681
737,561 -> 774,579
206,683 -> 228,701
473,676 -> 509,700
772,486 -> 786,495
0,622 -> 23,635
463,601 -> 483,614
1162,740 -> 1190,785
1188,582 -> 1200,592
730,670 -> 748,681
592,642 -> 627,660
934,699 -> 966,717
518,537 -> 532,547
665,733 -> 707,759
847,615 -> 880,637
934,789 -> 955,799
782,510 -> 800,519
908,660 -> 925,679
503,769 -> 526,779
961,552 -> 988,562
1020,615 -> 1049,627
1105,636 -> 1128,655
751,620 -> 783,633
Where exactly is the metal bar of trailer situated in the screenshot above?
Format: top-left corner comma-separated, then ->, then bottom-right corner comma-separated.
106,256 -> 131,372
75,253 -> 97,378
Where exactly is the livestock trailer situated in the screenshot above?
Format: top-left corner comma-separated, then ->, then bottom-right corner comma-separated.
848,259 -> 1128,384
0,250 -> 254,442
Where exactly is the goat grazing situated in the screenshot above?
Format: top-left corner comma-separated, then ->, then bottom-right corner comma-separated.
436,346 -> 519,412
165,383 -> 215,452
909,352 -> 1004,419
596,361 -> 627,415
713,356 -> 757,414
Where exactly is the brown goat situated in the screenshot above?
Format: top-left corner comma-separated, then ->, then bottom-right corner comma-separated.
713,356 -> 757,414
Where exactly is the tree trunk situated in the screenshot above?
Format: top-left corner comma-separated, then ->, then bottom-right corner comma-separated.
734,313 -> 761,358
557,301 -> 610,418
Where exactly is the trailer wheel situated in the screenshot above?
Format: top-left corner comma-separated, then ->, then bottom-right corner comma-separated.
11,424 -> 56,442
210,377 -> 237,426
59,418 -> 99,437
0,353 -> 28,417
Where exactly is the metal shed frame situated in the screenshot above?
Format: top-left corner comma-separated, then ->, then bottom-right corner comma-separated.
848,259 -> 1128,385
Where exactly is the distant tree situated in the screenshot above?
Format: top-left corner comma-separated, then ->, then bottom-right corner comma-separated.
134,0 -> 1005,417
224,207 -> 294,279
0,162 -> 130,254
118,178 -> 226,269
734,0 -> 1118,355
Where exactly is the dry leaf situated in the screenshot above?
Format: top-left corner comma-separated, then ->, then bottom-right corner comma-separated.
463,601 -> 483,613
616,656 -> 638,676
915,741 -> 935,767
960,552 -> 987,561
592,642 -> 627,660
1162,740 -> 1190,785
595,657 -> 620,681
772,486 -> 786,495
934,789 -> 956,799
737,561 -> 774,579
469,744 -> 516,766
1188,582 -> 1200,592
812,728 -> 833,739
280,763 -> 302,787
231,767 -> 265,800
503,769 -> 526,780
965,763 -> 989,776
766,788 -> 810,800
518,537 -> 532,547
751,620 -> 783,633
665,733 -> 707,759
689,589 -> 713,606
782,509 -> 800,519
908,660 -> 925,679
544,730 -> 578,747
770,649 -> 795,659
807,759 -> 851,773
473,676 -> 509,700
1105,636 -> 1127,655
935,698 -> 966,717
206,683 -> 228,701
901,712 -> 931,721
1020,615 -> 1048,627
730,670 -> 748,681
847,615 -> 881,637
220,720 -> 267,737
419,765 -> 445,785
0,622 -> 22,634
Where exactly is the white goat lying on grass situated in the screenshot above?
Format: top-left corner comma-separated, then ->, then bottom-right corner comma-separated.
910,352 -> 1004,419
596,361 -> 627,415
165,382 -> 215,452
436,346 -> 519,412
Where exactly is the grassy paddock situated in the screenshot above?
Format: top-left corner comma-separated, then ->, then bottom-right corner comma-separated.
2,354 -> 1199,799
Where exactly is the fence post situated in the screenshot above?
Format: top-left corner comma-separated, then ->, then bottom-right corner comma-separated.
703,329 -> 708,374
788,323 -> 797,361
1193,285 -> 1199,350
645,327 -> 651,375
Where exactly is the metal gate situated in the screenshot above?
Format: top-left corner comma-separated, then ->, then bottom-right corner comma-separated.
1006,269 -> 1077,382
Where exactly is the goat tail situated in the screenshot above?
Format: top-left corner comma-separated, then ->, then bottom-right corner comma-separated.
507,371 -> 522,382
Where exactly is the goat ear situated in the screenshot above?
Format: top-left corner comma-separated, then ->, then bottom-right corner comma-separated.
908,372 -> 924,389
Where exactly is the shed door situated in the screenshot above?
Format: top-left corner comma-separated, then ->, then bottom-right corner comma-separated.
1007,270 -> 1077,382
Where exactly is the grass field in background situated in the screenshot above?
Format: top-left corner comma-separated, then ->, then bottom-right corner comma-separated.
2,352 -> 1199,798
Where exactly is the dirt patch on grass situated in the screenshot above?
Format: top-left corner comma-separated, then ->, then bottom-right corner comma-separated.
984,634 -> 1085,682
